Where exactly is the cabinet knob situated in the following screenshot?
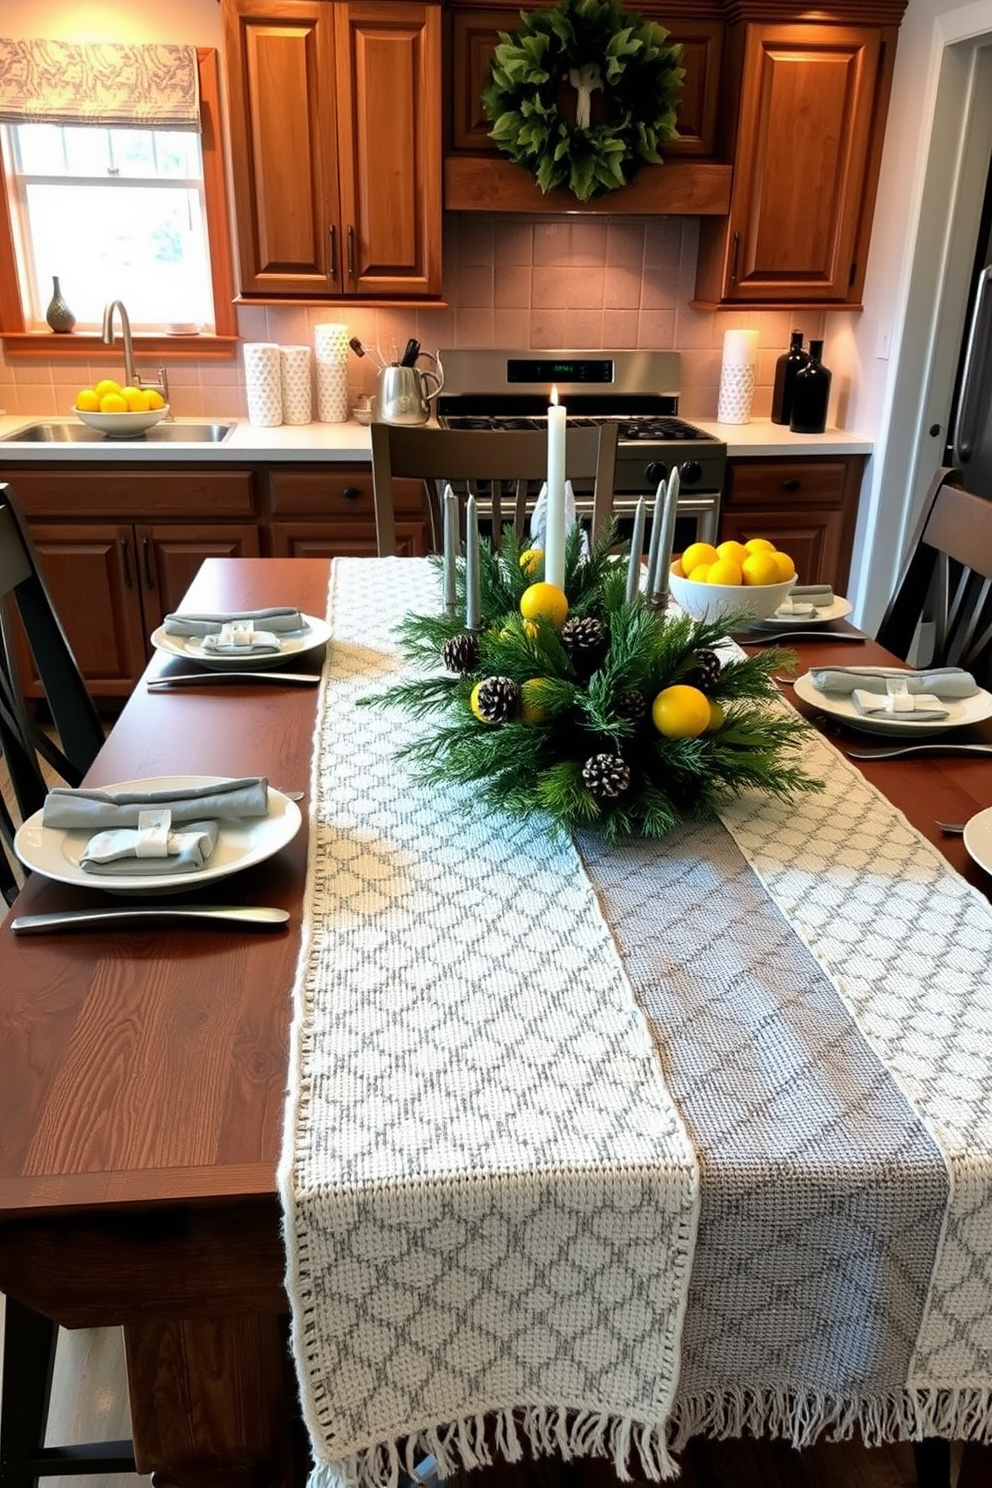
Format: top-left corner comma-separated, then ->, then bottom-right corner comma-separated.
782,477 -> 801,493
340,486 -> 362,501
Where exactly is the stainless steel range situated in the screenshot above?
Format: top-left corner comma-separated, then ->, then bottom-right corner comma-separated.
436,349 -> 726,545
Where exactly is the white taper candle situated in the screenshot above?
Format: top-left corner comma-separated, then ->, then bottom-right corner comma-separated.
652,467 -> 681,606
645,482 -> 665,598
545,389 -> 567,590
625,497 -> 646,604
443,487 -> 458,615
465,494 -> 481,630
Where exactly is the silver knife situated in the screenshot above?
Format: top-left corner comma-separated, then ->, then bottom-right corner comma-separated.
11,905 -> 291,934
847,743 -> 992,760
148,671 -> 319,689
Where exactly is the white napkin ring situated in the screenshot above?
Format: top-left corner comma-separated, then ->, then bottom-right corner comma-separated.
135,808 -> 172,857
220,620 -> 255,647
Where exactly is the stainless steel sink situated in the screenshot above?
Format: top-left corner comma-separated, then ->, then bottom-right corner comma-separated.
1,421 -> 233,444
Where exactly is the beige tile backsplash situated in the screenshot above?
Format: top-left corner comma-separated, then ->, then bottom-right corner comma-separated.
0,217 -> 828,423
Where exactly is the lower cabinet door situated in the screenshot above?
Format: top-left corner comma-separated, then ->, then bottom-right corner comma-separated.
23,523 -> 149,697
138,524 -> 262,631
268,520 -> 431,558
717,509 -> 846,590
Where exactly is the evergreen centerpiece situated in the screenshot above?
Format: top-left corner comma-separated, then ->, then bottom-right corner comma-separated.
364,525 -> 823,843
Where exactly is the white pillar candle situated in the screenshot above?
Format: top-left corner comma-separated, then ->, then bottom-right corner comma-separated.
625,497 -> 646,604
545,389 -> 567,590
721,329 -> 759,366
465,494 -> 481,630
443,486 -> 458,615
652,467 -> 680,606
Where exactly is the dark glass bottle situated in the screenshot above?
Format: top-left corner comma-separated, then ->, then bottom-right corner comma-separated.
770,330 -> 807,425
789,338 -> 831,435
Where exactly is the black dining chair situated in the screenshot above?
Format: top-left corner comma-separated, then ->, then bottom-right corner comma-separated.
875,465 -> 992,686
369,422 -> 620,557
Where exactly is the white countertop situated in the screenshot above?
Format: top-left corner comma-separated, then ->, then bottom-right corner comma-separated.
0,414 -> 873,462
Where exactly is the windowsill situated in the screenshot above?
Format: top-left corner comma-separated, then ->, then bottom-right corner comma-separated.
1,331 -> 240,359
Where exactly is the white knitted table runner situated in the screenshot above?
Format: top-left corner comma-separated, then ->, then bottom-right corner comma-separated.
282,559 -> 992,1487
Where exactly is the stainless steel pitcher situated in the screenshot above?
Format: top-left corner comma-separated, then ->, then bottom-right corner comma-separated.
376,353 -> 444,425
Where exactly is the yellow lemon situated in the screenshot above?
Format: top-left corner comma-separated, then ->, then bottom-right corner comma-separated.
94,378 -> 121,400
706,557 -> 743,586
689,562 -> 712,583
744,537 -> 776,554
520,678 -> 550,724
99,392 -> 128,413
74,388 -> 100,411
519,582 -> 568,629
670,558 -> 686,579
651,684 -> 712,739
716,539 -> 748,567
681,541 -> 719,577
120,386 -> 149,411
770,550 -> 796,582
469,682 -> 493,723
741,550 -> 782,586
519,548 -> 543,577
144,389 -> 166,410
706,699 -> 725,733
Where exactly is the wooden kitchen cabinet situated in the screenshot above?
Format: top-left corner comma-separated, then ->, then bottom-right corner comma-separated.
266,466 -> 431,557
3,468 -> 262,698
693,20 -> 898,308
719,454 -> 867,591
223,0 -> 442,300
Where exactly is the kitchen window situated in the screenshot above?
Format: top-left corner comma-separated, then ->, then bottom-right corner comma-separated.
0,46 -> 236,356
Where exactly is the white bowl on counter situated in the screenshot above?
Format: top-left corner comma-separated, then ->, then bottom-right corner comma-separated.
73,405 -> 170,438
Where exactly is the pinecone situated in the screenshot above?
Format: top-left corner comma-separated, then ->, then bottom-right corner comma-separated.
442,632 -> 479,673
684,647 -> 722,690
560,615 -> 608,672
581,753 -> 631,800
474,675 -> 521,724
614,688 -> 647,725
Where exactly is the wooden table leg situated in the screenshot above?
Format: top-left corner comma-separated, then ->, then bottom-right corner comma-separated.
913,1438 -> 951,1488
958,1442 -> 992,1487
123,1314 -> 299,1488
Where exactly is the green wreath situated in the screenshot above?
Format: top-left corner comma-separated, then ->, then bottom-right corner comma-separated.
481,0 -> 684,201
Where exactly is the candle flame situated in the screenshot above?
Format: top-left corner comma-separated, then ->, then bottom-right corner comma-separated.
550,385 -> 559,406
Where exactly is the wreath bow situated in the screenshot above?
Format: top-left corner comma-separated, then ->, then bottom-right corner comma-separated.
482,0 -> 684,201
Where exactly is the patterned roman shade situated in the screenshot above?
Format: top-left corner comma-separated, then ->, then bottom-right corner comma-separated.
0,38 -> 200,130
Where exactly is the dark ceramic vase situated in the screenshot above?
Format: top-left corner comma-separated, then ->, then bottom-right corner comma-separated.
45,276 -> 76,334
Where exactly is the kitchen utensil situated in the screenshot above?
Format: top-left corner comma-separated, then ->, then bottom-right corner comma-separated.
11,905 -> 290,934
376,352 -> 444,426
937,821 -> 967,834
348,336 -> 386,371
400,338 -> 421,367
148,671 -> 320,688
847,743 -> 992,759
735,629 -> 865,644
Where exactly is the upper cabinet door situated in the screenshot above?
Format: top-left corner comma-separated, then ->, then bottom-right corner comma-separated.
334,3 -> 443,298
694,22 -> 894,308
223,0 -> 342,297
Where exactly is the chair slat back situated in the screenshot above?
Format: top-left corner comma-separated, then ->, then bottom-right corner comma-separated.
876,466 -> 992,683
370,423 -> 620,557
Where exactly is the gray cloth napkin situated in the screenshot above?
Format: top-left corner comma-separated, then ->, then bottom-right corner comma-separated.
851,689 -> 949,720
163,607 -> 305,637
790,584 -> 835,604
43,777 -> 270,831
810,666 -> 978,698
81,820 -> 220,876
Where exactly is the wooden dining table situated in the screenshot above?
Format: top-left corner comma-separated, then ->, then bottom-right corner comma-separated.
1,557 -> 991,1488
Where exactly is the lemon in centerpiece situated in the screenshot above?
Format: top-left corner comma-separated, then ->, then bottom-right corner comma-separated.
519,548 -> 543,577
651,684 -> 712,739
519,582 -> 568,629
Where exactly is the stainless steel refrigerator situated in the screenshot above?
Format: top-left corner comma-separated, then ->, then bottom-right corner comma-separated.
947,151 -> 992,498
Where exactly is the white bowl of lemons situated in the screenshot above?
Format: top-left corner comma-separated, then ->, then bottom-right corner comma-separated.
669,538 -> 796,624
73,380 -> 169,437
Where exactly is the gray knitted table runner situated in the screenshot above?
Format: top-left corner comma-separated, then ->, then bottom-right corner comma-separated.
280,559 -> 992,1488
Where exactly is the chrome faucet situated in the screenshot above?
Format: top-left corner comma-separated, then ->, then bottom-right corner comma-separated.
101,300 -> 171,408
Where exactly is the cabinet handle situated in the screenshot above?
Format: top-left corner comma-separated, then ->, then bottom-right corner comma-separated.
347,225 -> 355,280
340,486 -> 361,501
782,478 -> 801,493
142,537 -> 155,589
328,224 -> 337,280
119,537 -> 133,588
731,231 -> 741,285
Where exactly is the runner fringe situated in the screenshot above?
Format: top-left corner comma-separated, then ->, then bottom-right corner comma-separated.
307,1390 -> 992,1488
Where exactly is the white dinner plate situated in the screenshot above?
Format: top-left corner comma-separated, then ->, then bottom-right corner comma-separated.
793,670 -> 992,736
150,613 -> 331,671
14,775 -> 302,896
754,595 -> 854,628
964,808 -> 992,877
